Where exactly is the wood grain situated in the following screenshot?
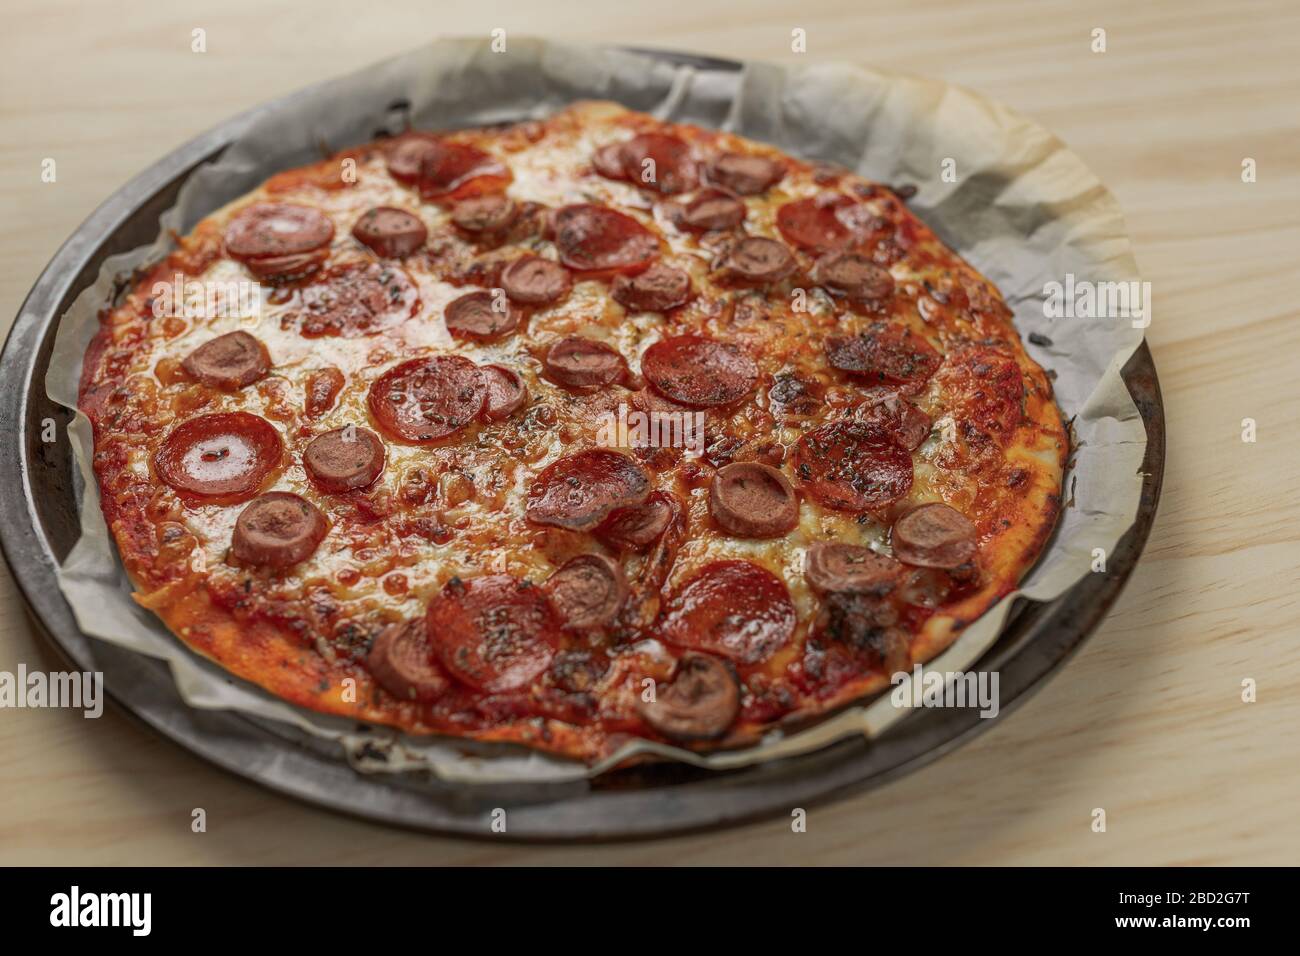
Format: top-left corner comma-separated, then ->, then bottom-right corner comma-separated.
2,0 -> 1297,865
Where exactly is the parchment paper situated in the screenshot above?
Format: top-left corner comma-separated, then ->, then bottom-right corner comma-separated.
45,37 -> 1147,783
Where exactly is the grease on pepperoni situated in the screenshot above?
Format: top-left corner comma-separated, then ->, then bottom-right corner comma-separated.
427,575 -> 560,693
154,412 -> 284,504
553,204 -> 660,275
657,560 -> 796,665
641,335 -> 758,408
282,261 -> 420,338
792,421 -> 913,512
225,203 -> 334,260
367,356 -> 486,445
525,449 -> 651,532
617,133 -> 697,194
417,140 -> 511,201
776,193 -> 877,253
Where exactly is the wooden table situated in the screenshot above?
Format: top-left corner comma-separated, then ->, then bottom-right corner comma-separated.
2,0 -> 1297,865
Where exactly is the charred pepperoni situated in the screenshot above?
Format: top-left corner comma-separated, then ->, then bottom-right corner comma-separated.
525,449 -> 651,532
658,560 -> 796,665
154,412 -> 283,504
681,188 -> 746,232
544,554 -> 626,630
618,133 -> 697,194
351,206 -> 427,258
543,336 -> 628,389
812,251 -> 895,303
417,140 -> 510,201
444,290 -> 521,341
853,390 -> 932,450
709,462 -> 799,538
596,491 -> 675,552
611,262 -> 692,312
553,204 -> 660,275
480,364 -> 529,421
825,324 -> 942,395
636,652 -> 740,741
500,255 -> 572,306
427,575 -> 560,693
225,203 -> 334,262
302,426 -> 385,493
230,492 -> 328,569
368,619 -> 450,703
181,331 -> 271,390
792,421 -> 913,512
706,152 -> 784,195
719,236 -> 796,284
641,335 -> 758,408
935,347 -> 1025,441
450,194 -> 516,234
282,261 -> 420,338
367,355 -> 486,445
804,542 -> 902,596
891,503 -> 978,569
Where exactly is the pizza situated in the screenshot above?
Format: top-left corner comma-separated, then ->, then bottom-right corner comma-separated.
79,101 -> 1067,764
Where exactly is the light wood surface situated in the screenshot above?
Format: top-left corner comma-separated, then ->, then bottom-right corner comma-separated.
2,0 -> 1297,865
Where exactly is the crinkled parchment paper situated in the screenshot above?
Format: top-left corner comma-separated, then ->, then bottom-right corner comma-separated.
45,37 -> 1147,784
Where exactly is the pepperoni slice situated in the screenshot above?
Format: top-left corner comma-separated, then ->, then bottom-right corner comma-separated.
230,492 -> 328,569
681,188 -> 746,232
793,422 -> 913,512
611,262 -> 692,312
544,554 -> 626,630
804,542 -> 902,596
543,336 -> 628,389
427,575 -> 560,693
303,426 -> 385,493
854,390 -> 932,450
500,255 -> 572,306
225,203 -> 334,262
775,193 -> 869,253
658,560 -> 796,665
351,206 -> 427,258
480,364 -> 528,421
181,331 -> 271,390
592,142 -> 627,180
525,449 -> 651,532
825,324 -> 942,395
304,367 -> 345,418
443,290 -> 521,341
709,462 -> 799,538
706,152 -> 784,195
450,194 -> 516,234
641,335 -> 758,408
553,204 -> 660,275
384,133 -> 441,184
367,619 -> 450,703
154,412 -> 283,504
283,261 -> 420,338
367,356 -> 486,445
635,652 -> 740,742
719,236 -> 796,284
596,491 -> 675,552
242,250 -> 331,282
891,503 -> 978,569
417,140 -> 510,201
812,251 -> 895,303
618,133 -> 697,194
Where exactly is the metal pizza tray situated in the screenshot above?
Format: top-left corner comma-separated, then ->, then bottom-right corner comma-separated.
0,49 -> 1164,842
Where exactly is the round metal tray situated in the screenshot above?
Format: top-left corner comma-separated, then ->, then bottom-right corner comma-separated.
0,50 -> 1164,842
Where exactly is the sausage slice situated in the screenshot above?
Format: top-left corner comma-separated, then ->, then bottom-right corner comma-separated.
709,462 -> 799,538
351,206 -> 427,258
891,503 -> 978,569
501,255 -> 572,305
303,426 -> 385,493
804,542 -> 902,596
368,620 -> 450,703
544,554 -> 626,630
182,331 -> 271,390
719,236 -> 796,284
543,336 -> 628,389
635,653 -> 740,742
231,492 -> 328,569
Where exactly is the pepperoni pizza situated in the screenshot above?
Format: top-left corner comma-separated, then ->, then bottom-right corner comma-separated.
79,101 -> 1067,763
